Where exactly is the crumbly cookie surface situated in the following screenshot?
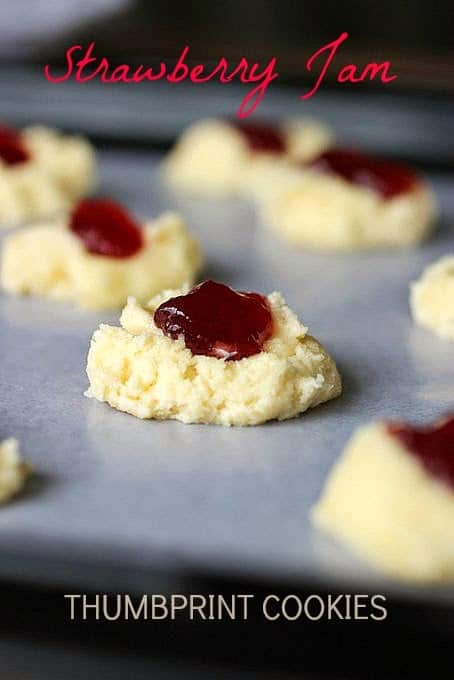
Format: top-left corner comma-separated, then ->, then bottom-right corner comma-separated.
410,256 -> 454,341
312,422 -> 454,583
256,169 -> 436,250
1,212 -> 202,310
0,126 -> 96,226
163,118 -> 333,197
0,439 -> 30,504
86,288 -> 341,426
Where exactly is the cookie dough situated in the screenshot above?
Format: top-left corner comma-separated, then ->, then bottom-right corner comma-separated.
410,256 -> 454,341
1,210 -> 202,310
0,439 -> 30,504
86,285 -> 341,426
255,153 -> 436,250
163,118 -> 333,197
312,417 -> 454,582
0,125 -> 96,225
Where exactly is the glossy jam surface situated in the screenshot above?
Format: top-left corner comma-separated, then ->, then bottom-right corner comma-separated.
154,280 -> 274,360
0,125 -> 30,165
233,121 -> 285,154
69,199 -> 144,258
388,415 -> 454,488
309,149 -> 418,199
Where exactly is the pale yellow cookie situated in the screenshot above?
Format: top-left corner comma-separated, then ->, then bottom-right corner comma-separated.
312,420 -> 454,583
410,256 -> 454,341
1,212 -> 202,310
0,125 -> 96,225
86,287 -> 341,426
0,439 -> 30,504
256,168 -> 436,251
163,118 -> 333,196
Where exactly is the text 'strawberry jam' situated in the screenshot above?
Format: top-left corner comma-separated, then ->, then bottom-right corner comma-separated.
154,280 -> 274,361
0,125 -> 30,166
309,149 -> 419,199
388,415 -> 454,488
69,199 -> 144,258
233,121 -> 285,154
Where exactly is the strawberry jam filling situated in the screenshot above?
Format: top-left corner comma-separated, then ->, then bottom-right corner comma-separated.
69,199 -> 144,258
309,149 -> 419,199
0,125 -> 30,165
233,121 -> 285,154
154,280 -> 274,361
388,415 -> 454,488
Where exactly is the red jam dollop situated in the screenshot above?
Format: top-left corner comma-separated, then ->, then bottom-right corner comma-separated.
154,280 -> 274,361
309,149 -> 419,199
69,199 -> 144,258
388,415 -> 454,488
0,125 -> 30,165
233,121 -> 285,154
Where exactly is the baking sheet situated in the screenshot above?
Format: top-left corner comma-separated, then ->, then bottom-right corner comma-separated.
1,150 -> 454,602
